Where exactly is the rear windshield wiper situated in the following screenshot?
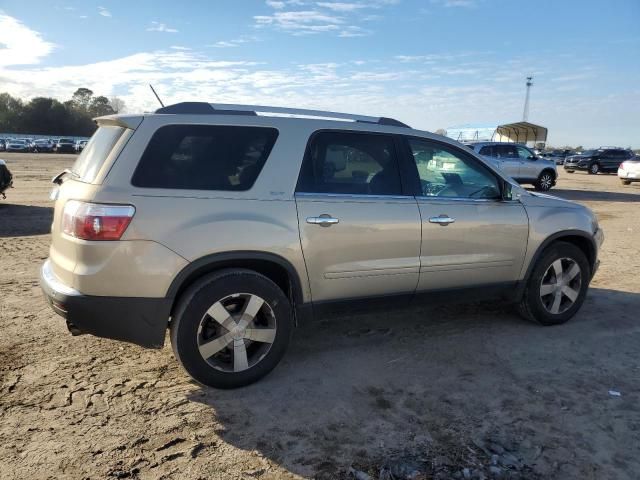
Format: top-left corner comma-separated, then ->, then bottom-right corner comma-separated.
52,169 -> 79,185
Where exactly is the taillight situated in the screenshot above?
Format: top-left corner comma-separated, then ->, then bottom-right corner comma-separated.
62,200 -> 135,241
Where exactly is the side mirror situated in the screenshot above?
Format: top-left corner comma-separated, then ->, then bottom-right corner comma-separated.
502,181 -> 514,201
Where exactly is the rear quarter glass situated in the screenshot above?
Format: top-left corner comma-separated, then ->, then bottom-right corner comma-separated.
72,126 -> 126,183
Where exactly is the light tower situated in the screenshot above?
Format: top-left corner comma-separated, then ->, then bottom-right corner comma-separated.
522,76 -> 533,122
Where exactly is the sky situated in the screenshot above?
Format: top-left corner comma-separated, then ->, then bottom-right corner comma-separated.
0,0 -> 638,147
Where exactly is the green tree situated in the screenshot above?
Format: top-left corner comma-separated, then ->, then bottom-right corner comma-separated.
71,87 -> 94,112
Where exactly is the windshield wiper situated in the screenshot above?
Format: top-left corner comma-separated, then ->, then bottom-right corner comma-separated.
52,169 -> 79,185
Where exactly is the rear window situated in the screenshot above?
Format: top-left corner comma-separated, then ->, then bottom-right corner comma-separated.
72,126 -> 126,183
132,125 -> 278,191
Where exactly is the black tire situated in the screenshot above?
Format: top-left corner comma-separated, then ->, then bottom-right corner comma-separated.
621,179 -> 631,186
170,268 -> 293,389
566,170 -> 575,174
517,242 -> 590,326
534,170 -> 555,191
588,162 -> 600,175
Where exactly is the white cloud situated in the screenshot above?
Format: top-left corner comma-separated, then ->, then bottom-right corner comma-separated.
266,0 -> 286,8
338,25 -> 371,37
431,0 -> 477,7
208,36 -> 259,48
146,21 -> 179,33
0,12 -> 55,66
254,10 -> 343,34
98,6 -> 111,17
316,2 -> 367,12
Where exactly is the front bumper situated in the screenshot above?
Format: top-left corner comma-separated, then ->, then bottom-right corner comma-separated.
40,260 -> 171,348
564,163 -> 587,171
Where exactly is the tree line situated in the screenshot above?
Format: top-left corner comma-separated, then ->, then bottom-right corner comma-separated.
0,88 -> 126,137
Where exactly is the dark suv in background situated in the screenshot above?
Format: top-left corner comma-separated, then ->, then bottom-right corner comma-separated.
564,148 -> 634,174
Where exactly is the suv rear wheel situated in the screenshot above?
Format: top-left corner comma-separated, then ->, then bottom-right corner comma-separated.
534,171 -> 555,191
170,269 -> 293,388
517,242 -> 590,326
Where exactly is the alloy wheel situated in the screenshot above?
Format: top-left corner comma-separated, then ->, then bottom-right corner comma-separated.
197,293 -> 277,372
539,258 -> 582,315
539,173 -> 553,191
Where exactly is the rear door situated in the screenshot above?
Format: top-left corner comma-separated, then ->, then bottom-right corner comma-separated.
402,137 -> 529,291
295,130 -> 421,302
493,144 -> 521,178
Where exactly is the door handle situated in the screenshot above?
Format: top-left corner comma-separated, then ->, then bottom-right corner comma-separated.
306,214 -> 339,227
429,215 -> 455,226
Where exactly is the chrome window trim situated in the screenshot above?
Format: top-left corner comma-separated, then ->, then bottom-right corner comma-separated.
295,192 -> 414,201
416,195 -> 513,204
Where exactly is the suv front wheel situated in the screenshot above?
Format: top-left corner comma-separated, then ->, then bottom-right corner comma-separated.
170,269 -> 293,388
517,242 -> 590,326
534,171 -> 555,191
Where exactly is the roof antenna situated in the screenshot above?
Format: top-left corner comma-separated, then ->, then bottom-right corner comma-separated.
149,84 -> 165,108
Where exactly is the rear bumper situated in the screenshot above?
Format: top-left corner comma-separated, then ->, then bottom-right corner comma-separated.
40,260 -> 171,348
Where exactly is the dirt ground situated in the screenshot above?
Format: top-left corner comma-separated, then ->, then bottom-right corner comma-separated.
1,152 -> 638,480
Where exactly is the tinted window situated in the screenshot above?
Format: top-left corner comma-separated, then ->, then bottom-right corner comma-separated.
495,145 -> 518,158
72,126 -> 126,183
296,131 -> 402,195
516,146 -> 533,159
132,125 -> 278,191
479,146 -> 493,156
408,138 -> 501,199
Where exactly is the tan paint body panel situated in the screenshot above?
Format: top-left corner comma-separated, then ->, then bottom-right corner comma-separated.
46,111 -> 600,309
416,198 -> 529,290
295,194 -> 421,302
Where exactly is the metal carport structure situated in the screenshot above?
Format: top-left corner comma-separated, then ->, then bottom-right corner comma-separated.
445,122 -> 548,145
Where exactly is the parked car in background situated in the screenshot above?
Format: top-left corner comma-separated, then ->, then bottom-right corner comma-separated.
32,139 -> 55,153
467,142 -> 557,191
618,156 -> 640,185
40,102 -> 603,388
564,148 -> 635,174
0,159 -> 12,199
544,149 -> 573,165
75,140 -> 88,153
6,139 -> 30,152
54,138 -> 76,153
0,139 -> 5,151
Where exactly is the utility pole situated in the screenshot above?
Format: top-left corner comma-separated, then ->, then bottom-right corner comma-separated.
523,76 -> 533,122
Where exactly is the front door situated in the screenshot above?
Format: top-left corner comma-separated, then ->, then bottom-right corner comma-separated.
404,137 -> 529,291
295,130 -> 421,302
515,145 -> 538,180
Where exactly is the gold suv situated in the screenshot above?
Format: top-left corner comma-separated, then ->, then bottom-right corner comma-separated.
41,102 -> 604,388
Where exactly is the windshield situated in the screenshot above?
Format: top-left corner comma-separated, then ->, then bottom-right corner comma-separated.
71,126 -> 126,183
580,150 -> 598,156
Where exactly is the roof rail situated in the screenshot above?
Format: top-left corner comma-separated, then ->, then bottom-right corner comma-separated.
154,102 -> 410,128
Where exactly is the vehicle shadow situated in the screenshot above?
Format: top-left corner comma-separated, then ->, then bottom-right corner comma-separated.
539,188 -> 640,203
0,203 -> 52,237
186,287 -> 640,478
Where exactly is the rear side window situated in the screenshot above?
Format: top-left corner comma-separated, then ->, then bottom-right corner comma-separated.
479,146 -> 493,156
296,131 -> 402,195
132,125 -> 278,191
72,126 -> 125,182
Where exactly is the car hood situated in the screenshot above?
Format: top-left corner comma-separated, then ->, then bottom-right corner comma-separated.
519,190 -> 583,209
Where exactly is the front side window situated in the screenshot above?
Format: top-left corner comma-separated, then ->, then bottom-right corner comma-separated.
408,138 -> 501,199
296,131 -> 402,196
132,125 -> 278,191
516,145 -> 534,159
